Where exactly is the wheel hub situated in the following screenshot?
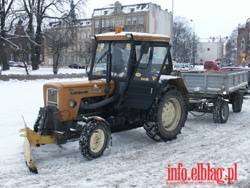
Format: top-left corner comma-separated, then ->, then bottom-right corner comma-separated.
90,129 -> 105,153
162,98 -> 181,131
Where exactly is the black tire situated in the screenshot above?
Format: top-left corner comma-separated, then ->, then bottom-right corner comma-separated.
144,87 -> 187,141
79,120 -> 110,160
232,93 -> 243,112
33,115 -> 41,132
213,99 -> 229,123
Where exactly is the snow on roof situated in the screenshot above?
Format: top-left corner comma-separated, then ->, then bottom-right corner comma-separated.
95,31 -> 170,42
92,3 -> 149,17
96,31 -> 169,38
48,19 -> 92,28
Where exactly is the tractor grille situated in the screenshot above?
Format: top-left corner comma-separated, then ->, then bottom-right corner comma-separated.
47,88 -> 58,107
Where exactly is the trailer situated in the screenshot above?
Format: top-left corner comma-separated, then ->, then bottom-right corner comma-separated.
180,70 -> 249,123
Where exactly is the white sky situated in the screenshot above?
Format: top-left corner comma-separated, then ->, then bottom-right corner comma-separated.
85,0 -> 250,39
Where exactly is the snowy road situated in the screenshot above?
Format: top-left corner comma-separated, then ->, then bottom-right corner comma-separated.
0,78 -> 250,188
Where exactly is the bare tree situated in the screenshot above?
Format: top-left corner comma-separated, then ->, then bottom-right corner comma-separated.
224,28 -> 238,65
172,16 -> 199,63
0,0 -> 19,70
44,22 -> 76,74
21,0 -> 87,70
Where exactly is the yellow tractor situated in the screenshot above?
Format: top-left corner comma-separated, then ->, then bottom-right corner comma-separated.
20,27 -> 189,173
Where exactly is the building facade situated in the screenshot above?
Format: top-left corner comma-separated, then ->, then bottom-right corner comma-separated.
237,18 -> 250,66
44,19 -> 92,67
91,1 -> 172,36
197,37 -> 224,65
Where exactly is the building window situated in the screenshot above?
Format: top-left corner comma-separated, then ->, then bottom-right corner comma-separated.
85,31 -> 89,39
121,19 -> 124,26
106,20 -> 110,27
79,32 -> 82,40
139,16 -> 144,24
132,17 -> 137,25
102,20 -> 105,27
95,20 -> 99,28
126,17 -> 131,25
65,56 -> 68,64
111,20 -> 115,28
139,27 -> 144,32
116,19 -> 120,26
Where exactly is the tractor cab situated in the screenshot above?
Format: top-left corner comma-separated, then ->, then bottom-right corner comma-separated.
88,27 -> 173,108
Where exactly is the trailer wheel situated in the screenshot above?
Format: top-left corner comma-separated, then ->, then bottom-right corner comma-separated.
232,93 -> 243,112
213,99 -> 229,123
144,87 -> 187,141
79,120 -> 110,160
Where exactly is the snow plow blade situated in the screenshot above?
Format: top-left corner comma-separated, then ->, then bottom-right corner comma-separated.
19,117 -> 55,174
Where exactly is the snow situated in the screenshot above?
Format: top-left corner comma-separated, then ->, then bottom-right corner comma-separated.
1,67 -> 250,188
92,4 -> 149,17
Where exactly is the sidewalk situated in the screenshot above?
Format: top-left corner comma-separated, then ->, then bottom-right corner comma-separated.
0,67 -> 86,81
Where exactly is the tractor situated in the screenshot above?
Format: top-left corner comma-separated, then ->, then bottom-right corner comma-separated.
20,27 -> 189,173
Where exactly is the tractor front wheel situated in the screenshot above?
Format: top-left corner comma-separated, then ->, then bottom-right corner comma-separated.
79,120 -> 110,160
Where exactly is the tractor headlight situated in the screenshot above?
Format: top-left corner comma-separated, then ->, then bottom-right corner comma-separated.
47,88 -> 58,107
69,100 -> 77,108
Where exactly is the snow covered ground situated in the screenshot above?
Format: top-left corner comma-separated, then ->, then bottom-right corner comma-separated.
1,67 -> 250,188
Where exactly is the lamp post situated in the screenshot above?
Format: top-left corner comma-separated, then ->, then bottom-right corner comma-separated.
171,0 -> 174,43
190,19 -> 195,67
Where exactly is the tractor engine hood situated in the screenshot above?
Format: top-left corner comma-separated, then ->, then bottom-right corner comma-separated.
42,79 -> 115,121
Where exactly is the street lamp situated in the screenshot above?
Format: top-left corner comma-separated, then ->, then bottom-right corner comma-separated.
171,0 -> 174,42
190,19 -> 195,67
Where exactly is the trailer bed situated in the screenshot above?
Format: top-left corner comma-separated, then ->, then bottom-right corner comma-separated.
181,70 -> 248,96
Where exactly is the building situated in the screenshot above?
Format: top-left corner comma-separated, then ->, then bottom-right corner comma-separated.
44,18 -> 92,67
237,18 -> 250,66
197,37 -> 224,65
91,1 -> 172,36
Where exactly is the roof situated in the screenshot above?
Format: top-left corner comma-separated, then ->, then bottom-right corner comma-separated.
95,31 -> 170,42
92,3 -> 150,17
48,18 -> 92,28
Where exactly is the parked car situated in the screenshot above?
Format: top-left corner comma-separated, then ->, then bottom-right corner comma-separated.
8,61 -> 19,67
16,61 -> 26,67
93,63 -> 107,75
173,63 -> 190,72
68,63 -> 85,69
204,61 -> 220,70
8,61 -> 25,67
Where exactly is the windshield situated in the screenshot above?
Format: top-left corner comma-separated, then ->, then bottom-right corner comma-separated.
92,42 -> 131,78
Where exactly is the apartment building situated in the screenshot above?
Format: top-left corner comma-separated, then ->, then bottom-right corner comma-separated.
92,1 -> 172,36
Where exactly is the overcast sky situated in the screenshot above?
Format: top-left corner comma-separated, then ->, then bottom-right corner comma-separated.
85,0 -> 250,39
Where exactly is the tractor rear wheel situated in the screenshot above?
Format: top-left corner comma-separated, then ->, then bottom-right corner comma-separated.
79,120 -> 110,160
144,87 -> 187,141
